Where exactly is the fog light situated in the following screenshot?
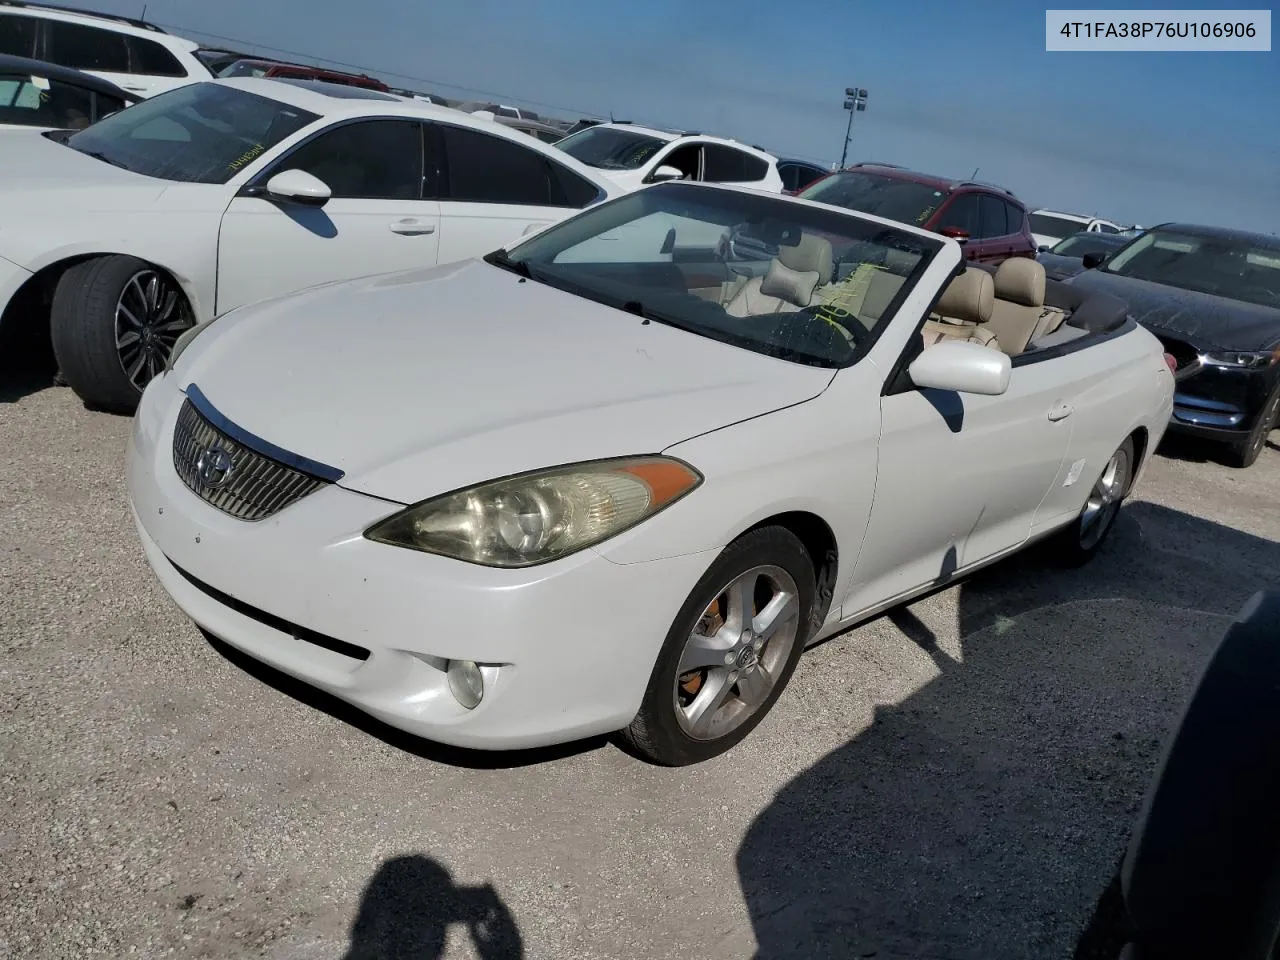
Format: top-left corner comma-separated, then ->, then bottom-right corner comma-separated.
447,659 -> 484,710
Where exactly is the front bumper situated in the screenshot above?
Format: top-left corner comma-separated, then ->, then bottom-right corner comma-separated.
127,375 -> 719,751
1168,362 -> 1277,443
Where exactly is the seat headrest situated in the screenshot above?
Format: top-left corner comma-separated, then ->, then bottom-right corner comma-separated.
994,258 -> 1045,307
776,233 -> 833,285
935,267 -> 994,324
883,248 -> 917,274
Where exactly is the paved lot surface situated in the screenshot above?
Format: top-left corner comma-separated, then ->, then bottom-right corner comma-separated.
3,365 -> 1278,960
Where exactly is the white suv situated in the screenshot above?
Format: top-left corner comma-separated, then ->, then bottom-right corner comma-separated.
554,122 -> 784,194
1028,208 -> 1122,250
0,1 -> 211,97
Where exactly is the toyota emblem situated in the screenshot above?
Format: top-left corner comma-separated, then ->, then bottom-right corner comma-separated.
195,441 -> 234,488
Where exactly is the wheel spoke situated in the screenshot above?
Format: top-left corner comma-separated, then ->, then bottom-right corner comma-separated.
724,575 -> 755,635
126,349 -> 146,382
127,274 -> 149,311
156,288 -> 179,321
116,329 -> 141,350
145,274 -> 161,313
753,590 -> 797,642
736,666 -> 774,708
685,671 -> 734,737
679,631 -> 732,674
117,304 -> 143,329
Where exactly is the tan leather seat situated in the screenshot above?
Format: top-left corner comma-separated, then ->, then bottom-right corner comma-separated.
985,258 -> 1046,356
920,267 -> 1001,350
723,234 -> 834,317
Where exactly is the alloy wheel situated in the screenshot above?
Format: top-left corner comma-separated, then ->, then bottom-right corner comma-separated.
1079,447 -> 1131,551
672,564 -> 801,742
114,270 -> 192,391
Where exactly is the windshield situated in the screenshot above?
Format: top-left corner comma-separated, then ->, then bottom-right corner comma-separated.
1051,233 -> 1124,258
1030,213 -> 1088,237
797,172 -> 947,226
554,126 -> 667,171
498,182 -> 943,368
1103,229 -> 1280,310
0,73 -> 106,130
63,82 -> 319,184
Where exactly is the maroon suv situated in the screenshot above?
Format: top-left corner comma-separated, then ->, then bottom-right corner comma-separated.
797,162 -> 1037,264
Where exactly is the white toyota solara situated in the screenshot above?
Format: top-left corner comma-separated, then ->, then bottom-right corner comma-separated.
0,77 -> 617,412
127,182 -> 1176,766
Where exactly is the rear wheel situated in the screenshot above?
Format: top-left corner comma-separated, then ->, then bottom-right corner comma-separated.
1226,384 -> 1280,469
50,255 -> 194,414
623,526 -> 816,766
1049,436 -> 1135,567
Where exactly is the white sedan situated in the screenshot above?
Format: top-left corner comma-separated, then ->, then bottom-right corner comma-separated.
127,182 -> 1176,766
0,77 -> 618,411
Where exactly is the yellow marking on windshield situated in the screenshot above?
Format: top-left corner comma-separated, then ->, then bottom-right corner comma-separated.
227,143 -> 265,173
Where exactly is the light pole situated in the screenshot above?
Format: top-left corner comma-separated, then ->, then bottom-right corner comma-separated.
839,87 -> 868,170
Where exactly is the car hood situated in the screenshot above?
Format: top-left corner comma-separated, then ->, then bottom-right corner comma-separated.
175,260 -> 836,504
1066,269 -> 1280,351
0,129 -> 167,202
1036,252 -> 1086,281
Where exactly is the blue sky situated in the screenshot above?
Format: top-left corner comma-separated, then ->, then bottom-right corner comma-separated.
88,0 -> 1277,231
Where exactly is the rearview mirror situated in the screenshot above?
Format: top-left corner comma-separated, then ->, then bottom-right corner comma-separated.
264,169 -> 332,207
909,340 -> 1011,396
938,226 -> 969,243
647,164 -> 685,183
1081,251 -> 1107,270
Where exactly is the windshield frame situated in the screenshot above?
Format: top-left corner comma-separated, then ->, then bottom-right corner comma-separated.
553,125 -> 669,171
62,82 -> 322,186
500,182 -> 946,369
1101,228 -> 1280,310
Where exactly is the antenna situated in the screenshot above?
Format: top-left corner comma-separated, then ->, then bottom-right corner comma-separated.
971,166 -> 979,178
141,4 -> 148,18
609,110 -> 614,122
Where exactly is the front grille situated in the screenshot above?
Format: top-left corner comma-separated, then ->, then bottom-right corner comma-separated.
173,398 -> 329,521
1156,335 -> 1200,372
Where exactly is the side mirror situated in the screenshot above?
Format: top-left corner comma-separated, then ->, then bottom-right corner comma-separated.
1081,251 -> 1107,270
264,169 -> 332,207
909,340 -> 1011,396
647,164 -> 685,183
1037,244 -> 1050,253
938,226 -> 970,243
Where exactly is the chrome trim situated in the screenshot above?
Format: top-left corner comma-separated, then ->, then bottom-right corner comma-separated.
184,383 -> 344,483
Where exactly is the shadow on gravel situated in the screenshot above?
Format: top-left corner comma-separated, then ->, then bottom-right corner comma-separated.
737,502 -> 1280,960
0,330 -> 58,404
1156,430 -> 1279,466
342,854 -> 523,959
201,631 -> 609,770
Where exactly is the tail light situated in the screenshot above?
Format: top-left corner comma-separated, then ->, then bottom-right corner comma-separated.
1163,353 -> 1178,374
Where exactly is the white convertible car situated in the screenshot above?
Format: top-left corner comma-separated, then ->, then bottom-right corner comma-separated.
127,182 -> 1176,766
0,77 -> 617,411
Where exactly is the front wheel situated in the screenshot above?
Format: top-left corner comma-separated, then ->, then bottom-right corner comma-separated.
623,526 -> 816,766
1226,384 -> 1280,469
1049,436 -> 1135,567
50,255 -> 194,414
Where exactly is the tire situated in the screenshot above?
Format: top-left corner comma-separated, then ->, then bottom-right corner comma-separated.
1049,435 -> 1136,568
1226,384 -> 1280,470
50,255 -> 194,414
623,526 -> 816,766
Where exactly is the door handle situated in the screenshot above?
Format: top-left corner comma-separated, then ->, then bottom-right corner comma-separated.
1047,400 -> 1074,422
389,219 -> 436,236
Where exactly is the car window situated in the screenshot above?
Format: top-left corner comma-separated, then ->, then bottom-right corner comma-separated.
1098,223 -> 1120,234
0,72 -> 95,129
1029,213 -> 1087,238
274,119 -> 423,200
554,125 -> 666,171
777,164 -> 800,192
977,194 -> 1008,239
502,181 -> 944,369
1005,201 -> 1025,235
127,36 -> 186,77
440,123 -> 587,207
46,20 -> 130,73
936,193 -> 979,235
64,82 -> 319,184
656,143 -> 701,181
92,91 -> 127,121
0,12 -> 39,57
799,171 -> 947,226
701,146 -> 767,183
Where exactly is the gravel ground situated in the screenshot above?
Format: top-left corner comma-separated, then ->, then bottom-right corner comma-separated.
2,366 -> 1278,960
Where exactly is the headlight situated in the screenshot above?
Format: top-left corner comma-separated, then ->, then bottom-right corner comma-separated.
365,456 -> 702,568
1203,347 -> 1280,369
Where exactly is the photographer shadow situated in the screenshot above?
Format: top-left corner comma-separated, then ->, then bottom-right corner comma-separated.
342,854 -> 523,960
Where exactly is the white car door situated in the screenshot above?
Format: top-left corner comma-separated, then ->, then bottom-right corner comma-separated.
216,118 -> 441,315
431,122 -> 604,263
841,345 -> 1072,616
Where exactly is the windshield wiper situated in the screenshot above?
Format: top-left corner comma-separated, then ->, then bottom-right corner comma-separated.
76,148 -> 130,171
483,249 -> 534,280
